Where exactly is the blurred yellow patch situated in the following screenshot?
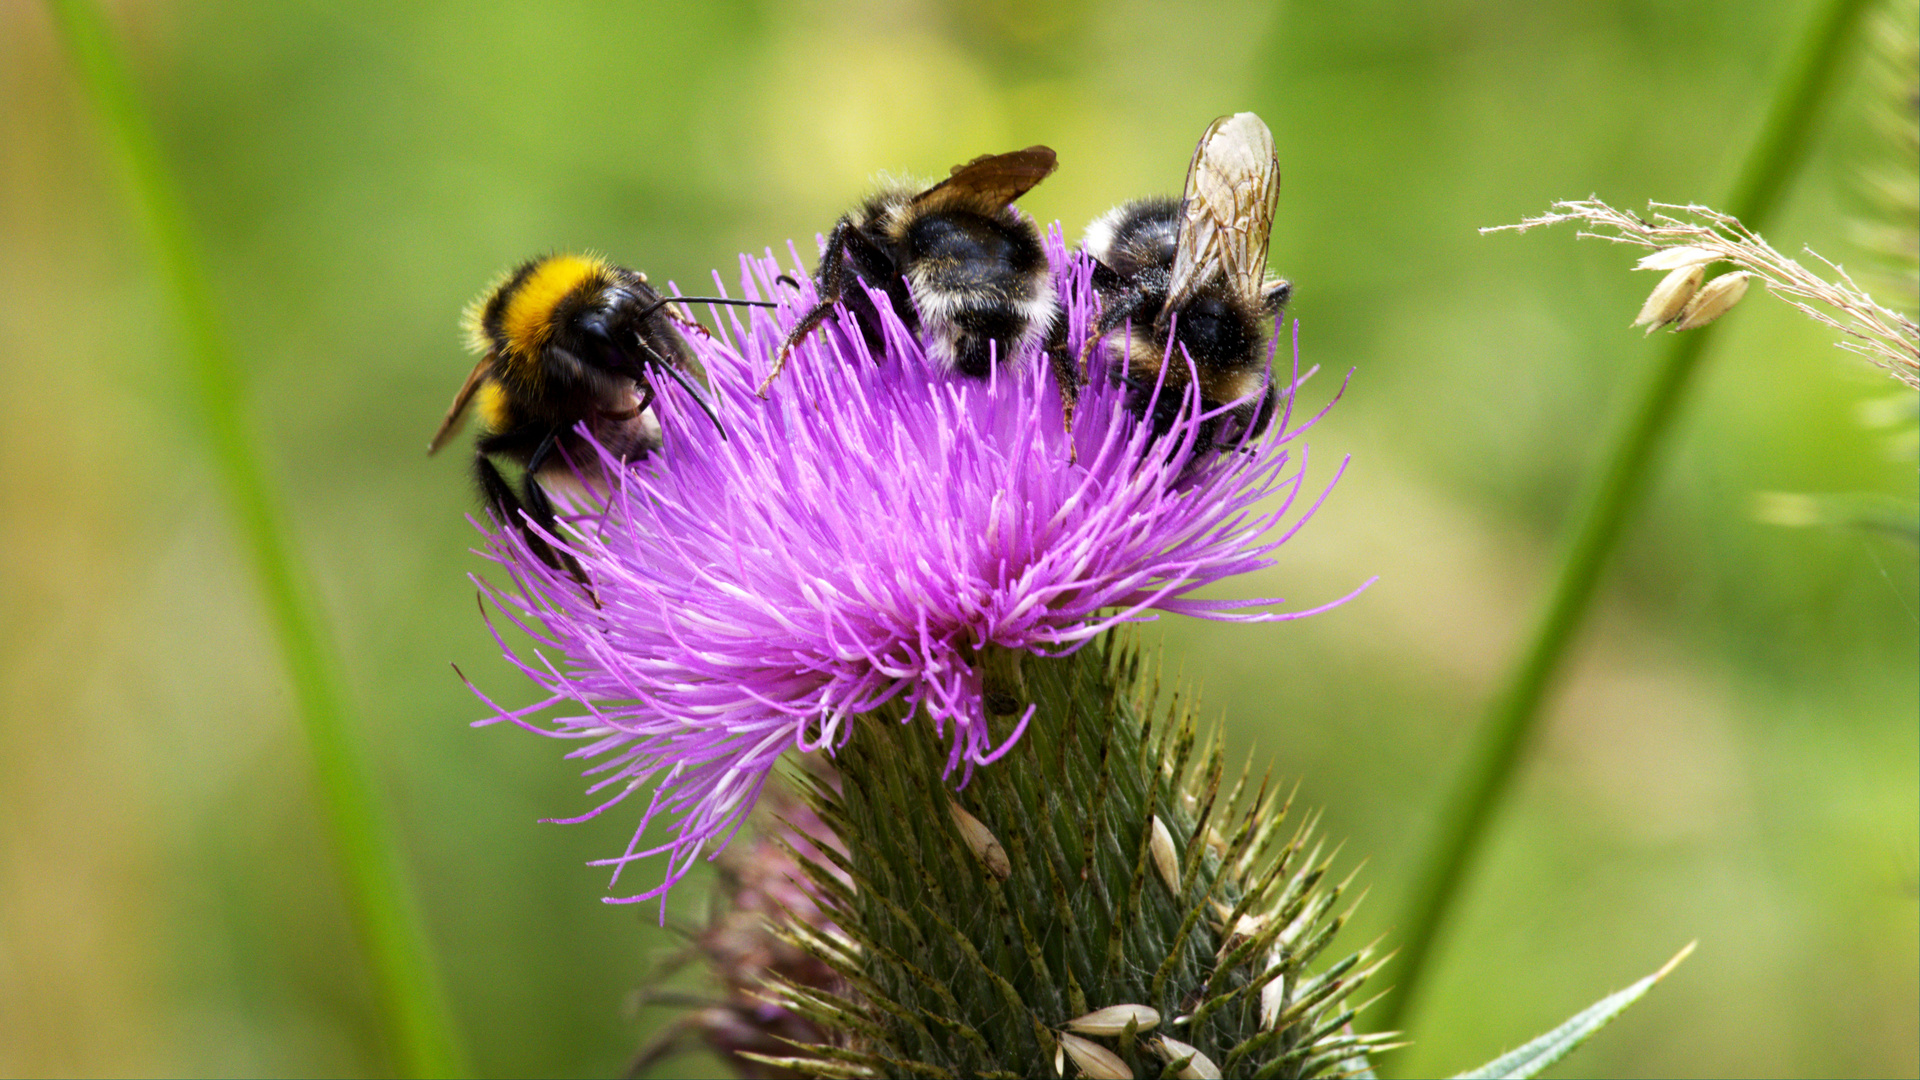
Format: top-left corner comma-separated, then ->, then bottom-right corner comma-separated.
754,29 -> 1006,209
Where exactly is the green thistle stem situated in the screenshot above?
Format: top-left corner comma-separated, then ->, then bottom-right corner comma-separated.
44,3 -> 468,1075
1378,0 -> 1876,1050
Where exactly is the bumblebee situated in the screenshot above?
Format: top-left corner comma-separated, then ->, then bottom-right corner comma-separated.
764,146 -> 1062,391
431,252 -> 766,587
1084,113 -> 1291,448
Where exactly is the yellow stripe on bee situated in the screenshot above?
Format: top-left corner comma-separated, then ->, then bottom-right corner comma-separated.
475,379 -> 510,433
500,253 -> 608,360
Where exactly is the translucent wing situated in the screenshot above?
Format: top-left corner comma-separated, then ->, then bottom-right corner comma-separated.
1165,114 -> 1279,312
915,146 -> 1058,212
428,354 -> 493,454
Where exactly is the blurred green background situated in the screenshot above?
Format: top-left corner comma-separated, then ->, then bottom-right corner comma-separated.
2,0 -> 1914,1076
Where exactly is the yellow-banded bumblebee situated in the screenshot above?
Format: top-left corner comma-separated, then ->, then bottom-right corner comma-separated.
431,253 -> 768,587
765,146 -> 1062,390
1084,113 -> 1291,448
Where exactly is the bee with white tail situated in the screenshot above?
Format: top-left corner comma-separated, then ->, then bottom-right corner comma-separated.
1084,113 -> 1292,448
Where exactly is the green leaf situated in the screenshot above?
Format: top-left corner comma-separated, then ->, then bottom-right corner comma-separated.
1450,944 -> 1695,1080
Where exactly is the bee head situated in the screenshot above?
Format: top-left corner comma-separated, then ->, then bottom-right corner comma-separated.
472,254 -> 626,375
568,282 -> 683,378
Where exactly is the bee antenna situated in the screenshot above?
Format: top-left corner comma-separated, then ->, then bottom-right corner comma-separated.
651,360 -> 730,441
634,296 -> 777,321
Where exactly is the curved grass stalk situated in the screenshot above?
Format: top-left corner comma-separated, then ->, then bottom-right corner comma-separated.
44,2 -> 468,1074
1377,0 -> 1877,1053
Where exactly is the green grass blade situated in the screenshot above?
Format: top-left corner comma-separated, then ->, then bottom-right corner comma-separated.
1377,0 -> 1875,1054
44,2 -> 469,1075
1449,944 -> 1695,1080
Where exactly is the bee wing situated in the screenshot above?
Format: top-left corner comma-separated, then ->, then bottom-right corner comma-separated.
1165,113 -> 1279,312
915,145 -> 1058,210
427,354 -> 494,455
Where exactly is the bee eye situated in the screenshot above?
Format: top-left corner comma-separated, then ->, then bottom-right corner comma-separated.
577,313 -> 613,345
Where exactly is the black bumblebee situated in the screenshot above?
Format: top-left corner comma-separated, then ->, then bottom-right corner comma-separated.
763,146 -> 1062,391
431,253 -> 767,588
1084,113 -> 1291,448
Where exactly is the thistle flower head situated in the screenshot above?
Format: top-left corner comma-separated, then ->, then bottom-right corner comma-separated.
473,230 -> 1364,908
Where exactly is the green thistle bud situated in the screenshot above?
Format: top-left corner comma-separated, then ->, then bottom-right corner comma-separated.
731,638 -> 1389,1079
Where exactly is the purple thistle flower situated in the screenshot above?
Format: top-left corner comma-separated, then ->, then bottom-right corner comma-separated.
469,228 -> 1369,910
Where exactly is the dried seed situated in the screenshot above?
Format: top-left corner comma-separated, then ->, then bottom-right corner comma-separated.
1150,815 -> 1180,893
1059,1032 -> 1133,1079
1155,1035 -> 1223,1080
1632,264 -> 1704,330
1204,825 -> 1228,856
1067,1004 -> 1161,1036
1260,969 -> 1290,1029
949,800 -> 1011,880
1635,245 -> 1718,271
1674,270 -> 1751,330
1218,911 -> 1270,960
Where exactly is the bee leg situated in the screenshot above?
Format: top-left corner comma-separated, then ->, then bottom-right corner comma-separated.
524,429 -> 560,476
1043,315 -> 1081,462
515,472 -> 597,601
761,221 -> 854,395
1132,374 -> 1194,454
475,453 -> 556,566
1048,345 -> 1079,417
837,222 -> 912,356
1240,382 -> 1279,445
1056,358 -> 1081,465
604,327 -> 724,441
1089,257 -> 1127,299
475,453 -> 596,602
1193,387 -> 1279,459
762,220 -> 901,394
518,430 -> 604,594
1080,280 -> 1144,376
